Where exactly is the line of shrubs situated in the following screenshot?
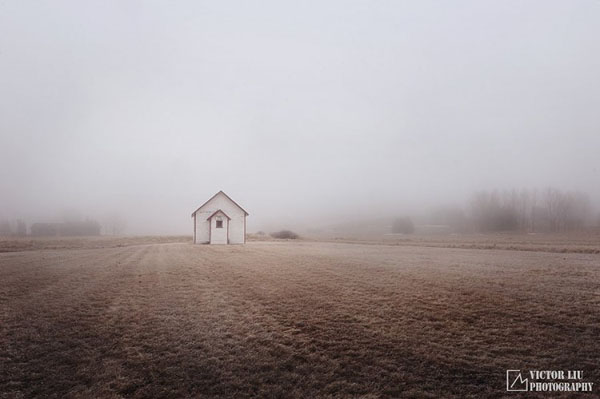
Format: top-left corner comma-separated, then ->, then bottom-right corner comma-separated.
269,230 -> 299,239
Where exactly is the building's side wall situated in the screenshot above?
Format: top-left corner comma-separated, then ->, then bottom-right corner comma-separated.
193,193 -> 246,244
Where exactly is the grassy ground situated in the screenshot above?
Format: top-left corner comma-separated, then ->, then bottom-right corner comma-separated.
1,240 -> 599,398
0,235 -> 191,253
319,231 -> 600,254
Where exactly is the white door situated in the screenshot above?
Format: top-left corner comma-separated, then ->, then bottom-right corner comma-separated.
210,216 -> 228,244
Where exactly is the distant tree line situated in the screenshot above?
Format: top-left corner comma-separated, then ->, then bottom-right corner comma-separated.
469,188 -> 591,233
393,187 -> 596,235
31,220 -> 101,237
423,187 -> 594,234
0,219 -> 27,236
1,213 -> 111,237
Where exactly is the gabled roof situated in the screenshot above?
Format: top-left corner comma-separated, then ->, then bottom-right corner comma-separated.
191,190 -> 249,217
206,209 -> 231,221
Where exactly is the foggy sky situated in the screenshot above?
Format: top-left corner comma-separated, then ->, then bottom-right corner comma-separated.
1,1 -> 599,234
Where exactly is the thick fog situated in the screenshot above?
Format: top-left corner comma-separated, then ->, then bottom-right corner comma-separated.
1,1 -> 599,234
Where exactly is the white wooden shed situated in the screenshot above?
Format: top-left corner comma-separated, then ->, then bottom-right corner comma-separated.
191,191 -> 248,244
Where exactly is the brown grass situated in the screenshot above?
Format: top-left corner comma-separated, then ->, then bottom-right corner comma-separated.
0,235 -> 191,253
1,240 -> 599,398
322,232 -> 600,254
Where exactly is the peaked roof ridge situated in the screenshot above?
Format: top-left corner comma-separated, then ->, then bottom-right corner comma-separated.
206,209 -> 231,220
191,190 -> 249,217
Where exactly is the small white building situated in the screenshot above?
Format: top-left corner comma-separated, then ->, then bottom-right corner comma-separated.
191,191 -> 248,244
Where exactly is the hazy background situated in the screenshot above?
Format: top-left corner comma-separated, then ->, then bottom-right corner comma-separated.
1,1 -> 599,234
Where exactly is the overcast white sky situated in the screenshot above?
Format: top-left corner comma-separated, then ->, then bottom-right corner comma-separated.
1,1 -> 599,234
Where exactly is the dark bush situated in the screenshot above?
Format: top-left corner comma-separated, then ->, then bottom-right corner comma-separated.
392,217 -> 415,234
270,230 -> 299,239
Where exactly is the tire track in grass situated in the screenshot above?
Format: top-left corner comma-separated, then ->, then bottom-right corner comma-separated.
170,243 -> 600,397
139,245 -> 471,397
0,248 -> 129,303
2,242 -> 598,398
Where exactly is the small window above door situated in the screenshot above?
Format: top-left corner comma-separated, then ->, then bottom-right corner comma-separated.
216,217 -> 223,228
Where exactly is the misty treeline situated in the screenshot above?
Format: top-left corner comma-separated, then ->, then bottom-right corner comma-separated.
430,187 -> 594,233
0,212 -> 127,237
31,220 -> 101,237
0,219 -> 26,236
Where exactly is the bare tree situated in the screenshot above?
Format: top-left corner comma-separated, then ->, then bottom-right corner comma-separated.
104,212 -> 127,235
0,219 -> 12,236
544,188 -> 562,232
542,188 -> 591,232
392,217 -> 415,234
16,219 -> 26,236
470,190 -> 518,232
530,189 -> 538,232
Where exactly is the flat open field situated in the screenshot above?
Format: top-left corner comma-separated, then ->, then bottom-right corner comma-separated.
1,240 -> 599,398
322,231 -> 600,254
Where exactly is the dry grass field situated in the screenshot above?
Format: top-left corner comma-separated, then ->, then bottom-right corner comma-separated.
323,231 -> 600,254
1,238 -> 599,398
0,236 -> 191,253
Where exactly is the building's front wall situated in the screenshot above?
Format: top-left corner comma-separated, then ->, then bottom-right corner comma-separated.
193,192 -> 246,244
